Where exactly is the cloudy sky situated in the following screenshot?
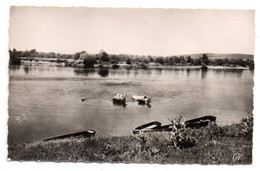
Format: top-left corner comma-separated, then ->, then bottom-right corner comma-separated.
9,7 -> 255,56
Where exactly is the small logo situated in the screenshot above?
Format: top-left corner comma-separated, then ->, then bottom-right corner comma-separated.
233,153 -> 243,162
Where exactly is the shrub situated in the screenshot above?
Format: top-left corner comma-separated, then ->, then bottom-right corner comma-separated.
249,60 -> 254,70
9,49 -> 21,65
112,63 -> 120,69
83,56 -> 97,68
167,116 -> 197,149
99,50 -> 110,62
126,58 -> 132,65
155,57 -> 165,65
201,54 -> 210,65
201,63 -> 208,70
214,59 -> 224,66
9,56 -> 21,65
139,63 -> 148,69
221,114 -> 253,140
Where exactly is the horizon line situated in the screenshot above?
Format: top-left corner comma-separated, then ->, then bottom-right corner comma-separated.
9,48 -> 254,57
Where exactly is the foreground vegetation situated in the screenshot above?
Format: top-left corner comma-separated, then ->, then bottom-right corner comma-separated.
8,115 -> 253,164
9,49 -> 254,69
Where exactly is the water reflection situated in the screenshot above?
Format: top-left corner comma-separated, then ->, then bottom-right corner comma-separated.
23,66 -> 31,74
113,101 -> 126,108
8,65 -> 254,143
73,68 -> 96,76
213,69 -> 244,77
144,69 -> 152,75
98,68 -> 109,77
126,67 -> 131,75
133,69 -> 139,76
186,68 -> 190,77
138,101 -> 152,108
155,68 -> 162,75
9,65 -> 20,70
201,69 -> 208,79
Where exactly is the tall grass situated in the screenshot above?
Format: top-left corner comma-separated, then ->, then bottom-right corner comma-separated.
8,115 -> 253,164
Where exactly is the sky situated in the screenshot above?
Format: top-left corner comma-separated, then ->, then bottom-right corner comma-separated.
9,7 -> 255,56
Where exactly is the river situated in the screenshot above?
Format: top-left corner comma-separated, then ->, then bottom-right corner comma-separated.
8,65 -> 254,143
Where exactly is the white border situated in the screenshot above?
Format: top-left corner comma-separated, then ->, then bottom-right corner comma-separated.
1,0 -> 259,171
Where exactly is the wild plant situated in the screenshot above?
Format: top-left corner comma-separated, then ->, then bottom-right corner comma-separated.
168,116 -> 196,149
137,132 -> 148,152
241,113 -> 253,140
221,113 -> 253,140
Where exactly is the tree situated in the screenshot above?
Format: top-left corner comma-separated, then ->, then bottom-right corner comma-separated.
110,54 -> 121,63
155,57 -> 165,65
165,57 -> 174,65
9,49 -> 21,65
186,56 -> 192,63
223,58 -> 230,66
201,54 -> 210,65
179,56 -> 186,64
142,58 -> 150,64
237,58 -> 246,67
214,59 -> 224,66
46,52 -> 56,58
73,52 -> 81,60
73,51 -> 86,60
194,58 -> 202,65
148,55 -> 155,63
190,58 -> 195,65
173,56 -> 180,64
82,54 -> 97,68
29,49 -> 38,57
126,57 -> 132,65
99,50 -> 110,62
248,60 -> 254,70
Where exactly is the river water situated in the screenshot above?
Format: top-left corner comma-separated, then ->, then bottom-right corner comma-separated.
8,65 -> 254,143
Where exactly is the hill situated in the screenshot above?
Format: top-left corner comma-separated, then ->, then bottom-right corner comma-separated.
183,53 -> 254,60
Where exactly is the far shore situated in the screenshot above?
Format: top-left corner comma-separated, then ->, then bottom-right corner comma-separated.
19,59 -> 251,70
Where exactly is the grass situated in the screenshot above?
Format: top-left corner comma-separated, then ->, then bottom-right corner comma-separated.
8,115 -> 253,164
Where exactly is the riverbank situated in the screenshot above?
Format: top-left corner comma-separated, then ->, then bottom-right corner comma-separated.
19,60 -> 251,70
8,115 -> 253,164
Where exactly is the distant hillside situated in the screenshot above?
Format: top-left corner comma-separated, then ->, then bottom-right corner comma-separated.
184,53 -> 254,60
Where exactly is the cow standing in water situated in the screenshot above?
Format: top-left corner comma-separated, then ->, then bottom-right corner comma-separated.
132,95 -> 152,105
113,94 -> 127,102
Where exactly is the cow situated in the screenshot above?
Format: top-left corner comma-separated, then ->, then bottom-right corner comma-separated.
113,94 -> 127,102
132,95 -> 152,105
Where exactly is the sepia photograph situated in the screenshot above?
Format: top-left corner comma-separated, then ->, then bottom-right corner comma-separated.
7,6 -> 255,165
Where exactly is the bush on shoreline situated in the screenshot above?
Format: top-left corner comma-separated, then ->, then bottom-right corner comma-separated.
8,114 -> 253,164
9,49 -> 254,69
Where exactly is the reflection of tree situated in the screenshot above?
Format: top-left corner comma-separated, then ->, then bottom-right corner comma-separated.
155,68 -> 162,75
212,69 -> 244,77
98,68 -> 109,77
223,69 -> 244,77
201,69 -> 208,79
73,69 -> 96,76
9,65 -> 20,70
23,66 -> 30,74
144,69 -> 152,75
133,69 -> 139,76
186,68 -> 190,77
126,67 -> 131,75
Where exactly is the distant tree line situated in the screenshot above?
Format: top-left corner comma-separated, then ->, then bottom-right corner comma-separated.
9,48 -> 254,70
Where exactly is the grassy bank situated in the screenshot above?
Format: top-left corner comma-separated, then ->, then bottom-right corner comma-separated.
8,115 -> 253,164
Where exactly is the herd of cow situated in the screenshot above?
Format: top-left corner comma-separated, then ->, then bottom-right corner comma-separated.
112,94 -> 152,106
